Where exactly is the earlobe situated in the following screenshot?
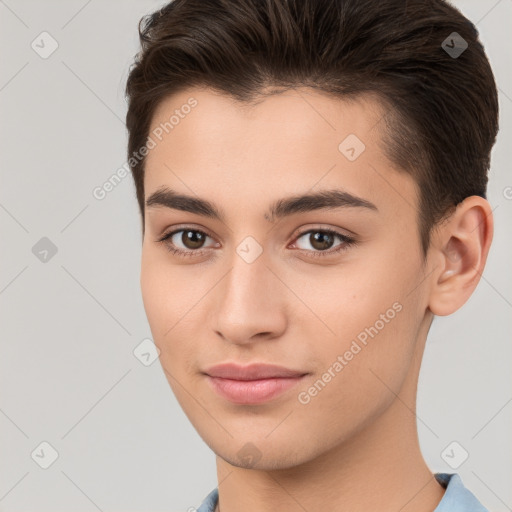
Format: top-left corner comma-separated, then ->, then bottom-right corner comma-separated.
428,196 -> 493,316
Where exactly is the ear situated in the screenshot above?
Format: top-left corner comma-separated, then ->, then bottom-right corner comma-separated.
428,196 -> 494,316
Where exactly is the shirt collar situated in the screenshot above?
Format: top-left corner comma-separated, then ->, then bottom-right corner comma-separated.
433,473 -> 489,512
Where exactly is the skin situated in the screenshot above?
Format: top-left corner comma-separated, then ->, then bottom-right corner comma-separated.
140,86 -> 493,512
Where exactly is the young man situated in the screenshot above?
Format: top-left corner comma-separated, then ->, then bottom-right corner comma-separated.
124,0 -> 498,511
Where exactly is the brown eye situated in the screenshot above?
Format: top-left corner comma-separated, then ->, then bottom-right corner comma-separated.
308,231 -> 335,251
293,228 -> 357,258
156,227 -> 218,257
180,229 -> 207,249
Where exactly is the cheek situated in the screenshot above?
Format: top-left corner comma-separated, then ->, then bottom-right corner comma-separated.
140,250 -> 187,357
289,273 -> 417,438
140,248 -> 211,376
141,247 -> 195,331
140,252 -> 168,338
288,258 -> 405,339
289,249 -> 420,383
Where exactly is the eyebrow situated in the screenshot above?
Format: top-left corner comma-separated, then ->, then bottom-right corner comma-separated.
145,186 -> 378,223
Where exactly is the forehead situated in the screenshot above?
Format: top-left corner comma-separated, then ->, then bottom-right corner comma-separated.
147,86 -> 385,153
143,86 -> 418,221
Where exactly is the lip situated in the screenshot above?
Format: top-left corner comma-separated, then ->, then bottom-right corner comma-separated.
204,362 -> 307,380
203,363 -> 308,404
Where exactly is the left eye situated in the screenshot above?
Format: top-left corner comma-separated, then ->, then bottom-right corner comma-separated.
293,229 -> 356,255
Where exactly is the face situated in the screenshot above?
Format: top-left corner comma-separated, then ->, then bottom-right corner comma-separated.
140,86 -> 432,470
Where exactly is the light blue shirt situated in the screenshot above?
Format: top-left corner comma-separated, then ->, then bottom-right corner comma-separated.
196,473 -> 488,512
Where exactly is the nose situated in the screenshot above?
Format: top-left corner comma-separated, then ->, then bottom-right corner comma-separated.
211,250 -> 287,346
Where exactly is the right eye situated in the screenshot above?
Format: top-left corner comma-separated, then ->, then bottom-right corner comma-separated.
156,227 -> 219,257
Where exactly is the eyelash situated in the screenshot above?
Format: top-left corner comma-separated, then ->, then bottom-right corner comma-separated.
156,227 -> 357,259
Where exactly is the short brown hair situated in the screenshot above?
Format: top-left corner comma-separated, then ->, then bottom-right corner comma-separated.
124,0 -> 499,255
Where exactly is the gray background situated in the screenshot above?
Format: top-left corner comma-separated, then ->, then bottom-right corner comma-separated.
0,1 -> 510,511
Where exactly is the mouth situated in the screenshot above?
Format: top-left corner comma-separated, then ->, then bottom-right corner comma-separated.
205,375 -> 308,404
203,362 -> 308,404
